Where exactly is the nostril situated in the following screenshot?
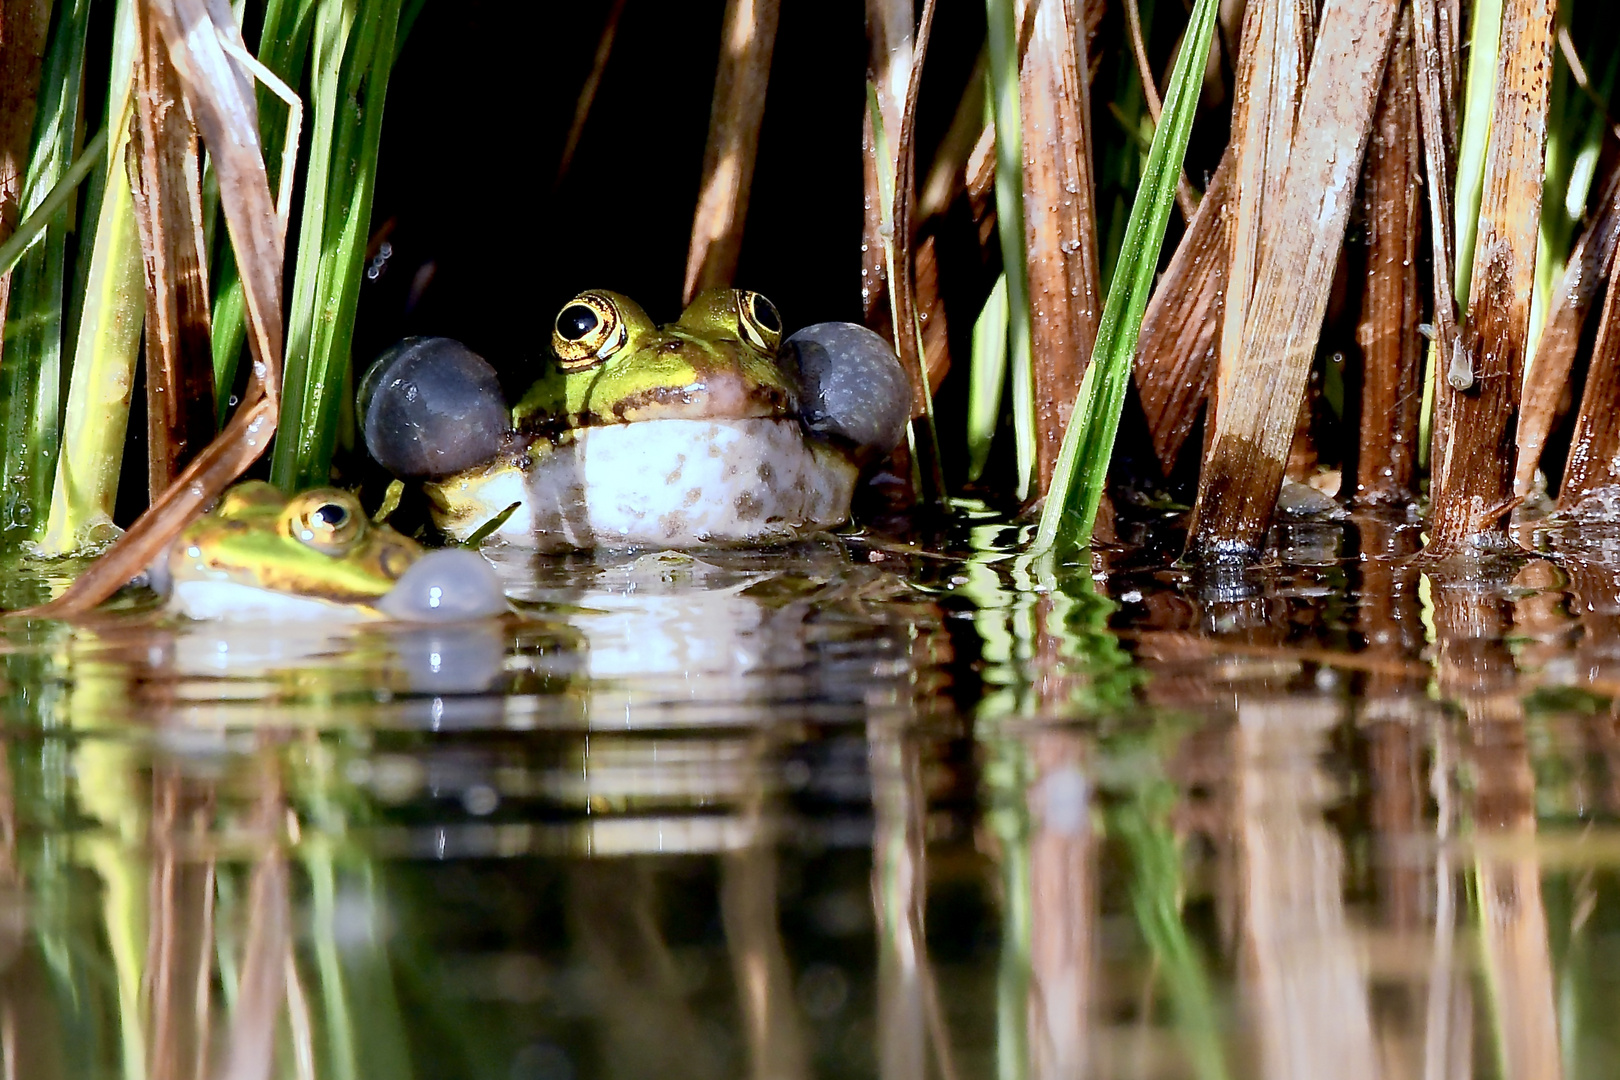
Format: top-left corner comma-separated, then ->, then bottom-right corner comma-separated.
375,549 -> 509,621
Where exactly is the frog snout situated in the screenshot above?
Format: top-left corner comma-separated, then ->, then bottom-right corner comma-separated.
358,337 -> 511,479
375,549 -> 509,621
784,322 -> 910,460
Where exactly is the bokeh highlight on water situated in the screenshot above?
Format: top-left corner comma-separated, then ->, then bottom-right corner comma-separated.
5,509 -> 1620,1078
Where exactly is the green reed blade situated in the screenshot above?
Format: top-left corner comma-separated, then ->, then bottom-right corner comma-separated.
1032,0 -> 1217,553
272,0 -> 404,491
36,0 -> 145,556
967,272 -> 1009,483
983,0 -> 1035,500
210,0 -> 320,423
462,501 -> 520,548
1453,0 -> 1502,308
0,0 -> 95,543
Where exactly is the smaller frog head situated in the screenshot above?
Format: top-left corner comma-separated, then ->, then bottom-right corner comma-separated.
512,288 -> 796,430
161,482 -> 507,621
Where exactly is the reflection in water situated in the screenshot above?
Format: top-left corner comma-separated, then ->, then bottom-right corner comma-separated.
10,521 -> 1620,1076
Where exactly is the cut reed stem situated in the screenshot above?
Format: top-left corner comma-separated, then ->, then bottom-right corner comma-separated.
1428,0 -> 1555,551
1187,0 -> 1401,559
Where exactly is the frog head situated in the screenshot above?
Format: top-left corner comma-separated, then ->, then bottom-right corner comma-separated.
160,482 -> 508,621
511,288 -> 796,430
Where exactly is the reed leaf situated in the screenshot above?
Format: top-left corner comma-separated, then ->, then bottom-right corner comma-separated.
210,0 -> 319,423
272,0 -> 404,491
36,0 -> 144,557
967,272 -> 1009,482
984,0 -> 1035,500
1452,0 -> 1503,307
1033,0 -> 1218,553
0,0 -> 92,542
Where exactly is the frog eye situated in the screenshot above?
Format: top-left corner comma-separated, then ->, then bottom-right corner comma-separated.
552,292 -> 628,370
737,291 -> 782,353
285,490 -> 366,556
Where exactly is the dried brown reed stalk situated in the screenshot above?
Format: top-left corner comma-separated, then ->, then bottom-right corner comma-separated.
1133,151 -> 1230,474
1019,0 -> 1101,496
1354,11 -> 1422,504
553,0 -> 629,191
22,0 -> 285,618
1517,164 -> 1620,495
1188,0 -> 1401,558
0,1 -> 51,367
1559,247 -> 1620,508
876,0 -> 946,501
862,0 -> 915,335
682,0 -> 780,303
130,0 -> 216,500
1412,0 -> 1462,435
1428,0 -> 1556,552
1214,0 -> 1313,431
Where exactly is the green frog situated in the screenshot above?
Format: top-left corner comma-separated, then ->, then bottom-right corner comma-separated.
357,288 -> 911,551
157,482 -> 509,621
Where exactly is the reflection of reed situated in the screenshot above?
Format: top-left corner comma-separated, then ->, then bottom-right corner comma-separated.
1024,733 -> 1092,1080
146,769 -> 215,1080
870,724 -> 955,1080
1238,695 -> 1379,1080
568,861 -> 724,1079
1431,566 -> 1561,1080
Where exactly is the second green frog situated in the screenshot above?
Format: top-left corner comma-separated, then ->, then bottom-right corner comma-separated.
358,289 -> 911,551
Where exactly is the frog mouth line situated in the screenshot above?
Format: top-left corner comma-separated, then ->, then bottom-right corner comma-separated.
587,377 -> 793,426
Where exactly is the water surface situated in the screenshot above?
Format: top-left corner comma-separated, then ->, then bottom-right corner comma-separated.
3,512 -> 1618,1079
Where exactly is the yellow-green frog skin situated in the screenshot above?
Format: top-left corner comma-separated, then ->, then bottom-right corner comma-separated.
425,289 -> 862,551
163,483 -> 424,620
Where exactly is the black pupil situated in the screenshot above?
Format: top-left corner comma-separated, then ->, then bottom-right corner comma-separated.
313,503 -> 348,528
751,295 -> 780,333
558,304 -> 600,342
